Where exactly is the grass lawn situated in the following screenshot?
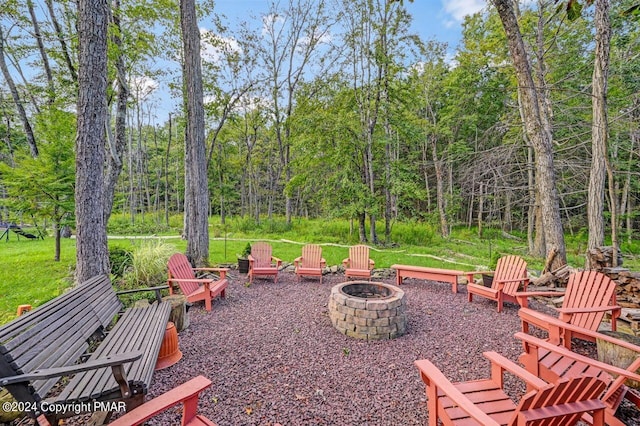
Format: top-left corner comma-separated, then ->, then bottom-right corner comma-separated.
1,218 -> 637,324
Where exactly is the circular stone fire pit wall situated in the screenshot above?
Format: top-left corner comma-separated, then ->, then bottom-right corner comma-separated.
329,281 -> 407,340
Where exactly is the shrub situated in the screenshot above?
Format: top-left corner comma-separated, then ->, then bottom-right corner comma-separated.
121,239 -> 177,289
109,246 -> 133,278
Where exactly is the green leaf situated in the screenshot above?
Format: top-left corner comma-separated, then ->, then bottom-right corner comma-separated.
566,0 -> 584,21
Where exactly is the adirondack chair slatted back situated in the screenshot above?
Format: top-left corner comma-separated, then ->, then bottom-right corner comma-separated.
350,245 -> 370,270
563,270 -> 617,331
251,242 -> 273,268
302,244 -> 322,268
493,255 -> 527,296
510,376 -> 606,426
167,253 -> 200,296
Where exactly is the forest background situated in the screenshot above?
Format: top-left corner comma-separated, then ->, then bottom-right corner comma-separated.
0,0 -> 639,309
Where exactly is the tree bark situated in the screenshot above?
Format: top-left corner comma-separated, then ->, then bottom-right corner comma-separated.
75,0 -> 110,282
587,0 -> 611,258
103,0 -> 129,224
180,0 -> 209,266
492,0 -> 567,270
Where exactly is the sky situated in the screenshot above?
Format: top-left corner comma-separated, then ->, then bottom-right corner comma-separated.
147,0 -> 488,123
211,0 -> 486,49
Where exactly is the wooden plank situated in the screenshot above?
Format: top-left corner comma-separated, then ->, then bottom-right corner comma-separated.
58,303 -> 170,403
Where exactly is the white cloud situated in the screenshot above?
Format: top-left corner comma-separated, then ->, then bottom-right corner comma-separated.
442,0 -> 485,22
200,28 -> 242,64
128,76 -> 159,100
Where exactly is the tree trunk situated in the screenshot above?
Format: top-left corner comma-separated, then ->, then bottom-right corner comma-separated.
27,0 -> 55,104
180,0 -> 209,266
103,0 -> 129,224
75,0 -> 110,282
44,0 -> 77,82
587,0 -> 611,258
432,137 -> 448,238
0,26 -> 38,158
492,0 -> 566,270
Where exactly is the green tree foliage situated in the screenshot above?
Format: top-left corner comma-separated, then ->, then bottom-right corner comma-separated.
0,108 -> 75,259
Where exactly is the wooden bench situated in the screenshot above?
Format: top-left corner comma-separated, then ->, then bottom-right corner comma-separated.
0,275 -> 171,425
391,264 -> 466,293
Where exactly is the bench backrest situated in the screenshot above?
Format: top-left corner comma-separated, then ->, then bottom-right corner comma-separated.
167,253 -> 200,296
0,275 -> 121,400
251,242 -> 273,268
301,244 -> 322,268
493,255 -> 528,296
349,245 -> 371,270
563,270 -> 617,331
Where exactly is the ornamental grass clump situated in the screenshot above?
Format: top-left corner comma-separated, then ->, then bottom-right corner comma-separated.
121,239 -> 177,290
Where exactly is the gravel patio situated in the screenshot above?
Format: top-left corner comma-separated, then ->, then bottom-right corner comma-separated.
145,271 -> 563,425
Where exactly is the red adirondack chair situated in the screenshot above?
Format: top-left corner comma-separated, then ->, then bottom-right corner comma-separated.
415,351 -> 607,426
466,254 -> 529,312
516,323 -> 640,426
108,376 -> 217,426
342,245 -> 375,280
294,244 -> 326,284
516,270 -> 621,342
167,253 -> 228,312
248,242 -> 281,284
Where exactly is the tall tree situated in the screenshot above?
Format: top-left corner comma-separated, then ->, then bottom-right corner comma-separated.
0,25 -> 38,158
75,0 -> 110,281
491,0 -> 567,270
587,0 -> 611,258
180,0 -> 209,266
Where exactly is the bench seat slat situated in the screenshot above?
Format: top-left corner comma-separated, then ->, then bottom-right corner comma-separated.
56,303 -> 171,403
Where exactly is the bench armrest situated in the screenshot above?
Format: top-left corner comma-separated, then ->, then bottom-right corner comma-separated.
0,351 -> 143,386
116,285 -> 170,303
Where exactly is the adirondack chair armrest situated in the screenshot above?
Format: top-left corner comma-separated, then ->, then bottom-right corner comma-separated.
194,267 -> 229,279
482,351 -> 547,390
414,359 -> 500,426
293,256 -> 302,267
168,277 -> 214,283
514,332 -> 640,382
342,257 -> 350,267
368,259 -> 375,269
108,376 -> 215,426
320,258 -> 326,267
556,305 -> 622,315
515,290 -> 565,307
272,256 -> 282,267
496,277 -> 529,284
466,270 -> 493,277
0,351 -> 143,386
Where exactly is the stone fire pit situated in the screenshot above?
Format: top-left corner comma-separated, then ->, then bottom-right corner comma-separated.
328,281 -> 407,340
